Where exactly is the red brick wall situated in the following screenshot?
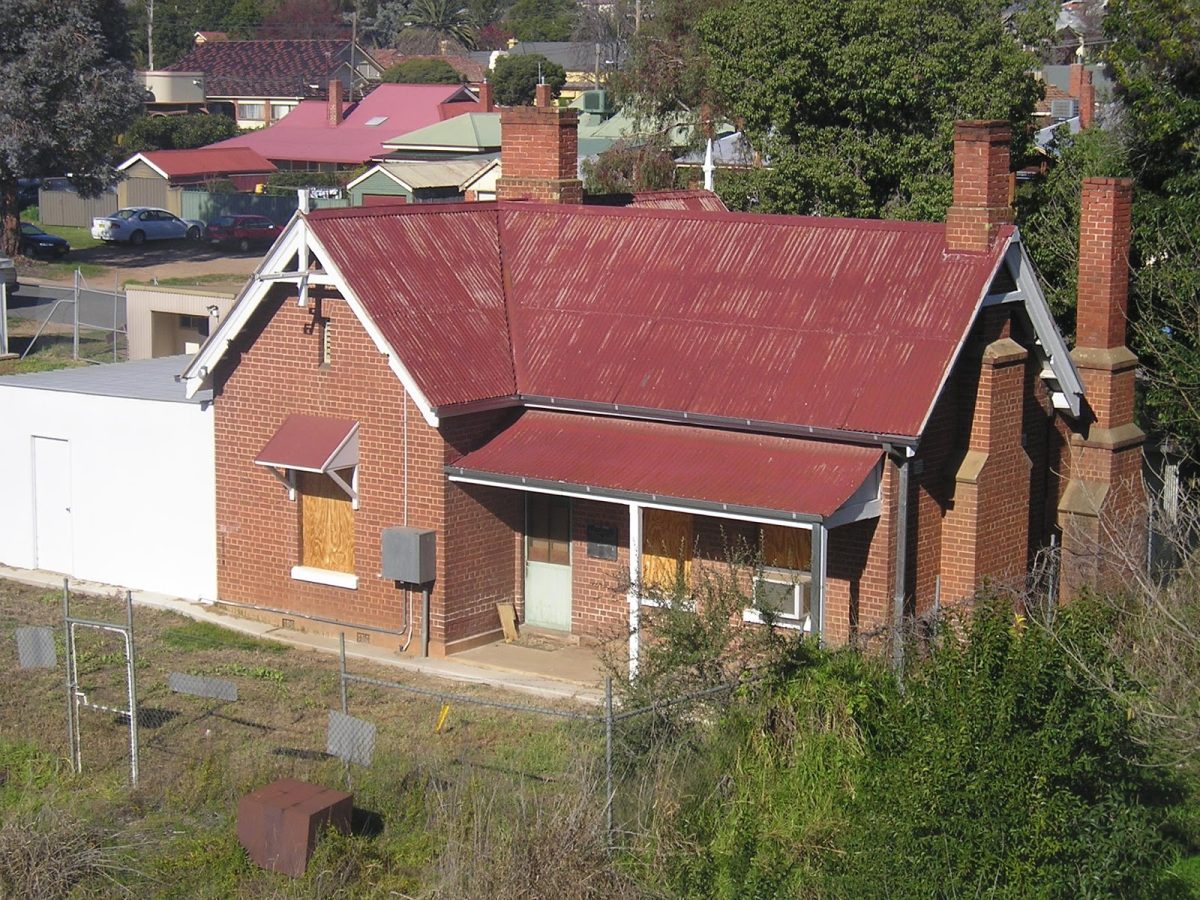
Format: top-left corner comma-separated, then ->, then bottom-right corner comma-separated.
945,120 -> 1014,252
496,104 -> 583,204
569,499 -> 629,639
825,461 -> 897,645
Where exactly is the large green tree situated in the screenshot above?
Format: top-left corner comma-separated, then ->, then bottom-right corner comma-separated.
123,113 -> 242,154
695,0 -> 1043,220
381,57 -> 465,83
0,0 -> 143,256
505,0 -> 576,41
489,53 -> 566,106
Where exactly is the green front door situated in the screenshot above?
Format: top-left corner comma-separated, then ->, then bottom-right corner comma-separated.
524,494 -> 572,631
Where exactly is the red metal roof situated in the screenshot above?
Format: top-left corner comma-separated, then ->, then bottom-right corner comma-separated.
448,410 -> 883,520
140,147 -> 276,179
629,190 -> 728,212
214,84 -> 478,166
304,201 -> 1011,439
255,414 -> 358,471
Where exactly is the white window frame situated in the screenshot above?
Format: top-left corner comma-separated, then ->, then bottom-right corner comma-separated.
745,566 -> 814,632
270,102 -> 295,121
237,102 -> 265,121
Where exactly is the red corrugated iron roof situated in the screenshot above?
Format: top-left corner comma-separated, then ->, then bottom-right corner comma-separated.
214,84 -> 478,165
255,414 -> 357,471
448,410 -> 883,520
139,147 -> 276,179
304,202 -> 1010,439
629,189 -> 728,212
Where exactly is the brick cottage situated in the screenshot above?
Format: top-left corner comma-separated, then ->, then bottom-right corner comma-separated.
183,94 -> 1143,666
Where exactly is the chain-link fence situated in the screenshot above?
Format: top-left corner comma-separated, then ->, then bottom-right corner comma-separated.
5,271 -> 127,363
0,578 -> 736,894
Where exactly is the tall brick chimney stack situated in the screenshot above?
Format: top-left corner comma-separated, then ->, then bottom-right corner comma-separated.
478,80 -> 494,113
1058,176 -> 1145,595
1068,63 -> 1095,129
945,120 -> 1014,252
496,85 -> 583,204
327,79 -> 344,127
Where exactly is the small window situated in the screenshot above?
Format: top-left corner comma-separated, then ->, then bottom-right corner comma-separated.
527,494 -> 570,565
270,103 -> 294,121
238,102 -> 265,120
747,525 -> 815,631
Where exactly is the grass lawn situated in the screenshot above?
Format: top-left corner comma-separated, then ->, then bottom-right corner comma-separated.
126,273 -> 248,293
0,580 -> 609,897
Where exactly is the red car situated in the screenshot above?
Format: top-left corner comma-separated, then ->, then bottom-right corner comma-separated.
205,214 -> 282,252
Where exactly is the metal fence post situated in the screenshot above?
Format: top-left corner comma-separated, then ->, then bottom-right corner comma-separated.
605,675 -> 614,848
126,591 -> 140,787
72,269 -> 80,360
339,632 -> 348,716
62,578 -> 77,772
113,273 -> 119,362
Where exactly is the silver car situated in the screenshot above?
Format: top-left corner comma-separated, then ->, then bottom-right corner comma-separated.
91,207 -> 206,245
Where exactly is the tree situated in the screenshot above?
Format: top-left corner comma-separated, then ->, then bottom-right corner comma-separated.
381,57 -> 465,83
489,54 -> 566,106
582,140 -> 678,195
405,0 -> 477,50
123,114 -> 242,154
693,0 -> 1043,219
0,0 -> 144,256
505,0 -> 576,41
258,0 -> 347,39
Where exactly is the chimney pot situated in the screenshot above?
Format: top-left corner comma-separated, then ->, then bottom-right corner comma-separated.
479,80 -> 494,112
535,82 -> 552,108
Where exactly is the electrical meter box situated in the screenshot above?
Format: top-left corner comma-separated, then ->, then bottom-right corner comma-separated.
380,527 -> 436,584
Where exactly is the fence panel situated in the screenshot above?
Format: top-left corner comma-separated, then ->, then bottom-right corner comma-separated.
180,190 -> 350,225
37,188 -> 118,228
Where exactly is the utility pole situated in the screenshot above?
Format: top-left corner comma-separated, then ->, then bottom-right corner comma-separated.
635,0 -> 642,33
147,0 -> 155,70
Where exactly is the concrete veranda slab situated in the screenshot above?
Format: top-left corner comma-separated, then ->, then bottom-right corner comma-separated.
0,565 -> 605,706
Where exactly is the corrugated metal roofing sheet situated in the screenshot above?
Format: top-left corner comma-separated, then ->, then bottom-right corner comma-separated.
0,355 -> 206,404
255,414 -> 357,471
306,205 -> 514,406
304,201 -> 1010,438
448,410 -> 882,519
141,147 -> 276,179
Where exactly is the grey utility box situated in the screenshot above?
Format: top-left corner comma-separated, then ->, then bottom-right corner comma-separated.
380,527 -> 436,584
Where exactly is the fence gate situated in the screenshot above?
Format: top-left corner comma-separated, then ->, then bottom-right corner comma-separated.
63,581 -> 140,786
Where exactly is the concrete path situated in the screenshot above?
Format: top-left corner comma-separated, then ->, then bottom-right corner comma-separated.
0,565 -> 605,706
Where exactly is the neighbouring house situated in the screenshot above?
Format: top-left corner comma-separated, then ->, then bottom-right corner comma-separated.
346,159 -> 496,206
125,285 -> 237,360
180,91 -> 1144,666
117,147 -> 278,211
212,81 -> 480,171
162,39 -> 383,129
0,357 -> 216,601
471,41 -> 624,98
371,51 -> 487,84
1033,62 -> 1114,154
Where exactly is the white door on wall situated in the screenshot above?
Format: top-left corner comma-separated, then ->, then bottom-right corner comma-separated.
32,436 -> 73,574
524,494 -> 572,631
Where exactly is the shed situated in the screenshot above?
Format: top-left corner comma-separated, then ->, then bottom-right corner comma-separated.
0,356 -> 216,601
126,285 -> 238,360
347,159 -> 496,206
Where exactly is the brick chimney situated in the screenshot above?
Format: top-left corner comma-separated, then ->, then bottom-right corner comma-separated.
327,79 -> 344,127
945,120 -> 1014,252
478,80 -> 494,113
1058,176 -> 1145,596
1068,64 -> 1095,129
496,86 -> 583,204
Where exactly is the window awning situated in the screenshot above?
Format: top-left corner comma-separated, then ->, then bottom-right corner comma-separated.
446,411 -> 883,524
255,414 -> 359,473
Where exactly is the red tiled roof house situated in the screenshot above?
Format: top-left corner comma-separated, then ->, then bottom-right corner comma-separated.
182,96 -> 1144,664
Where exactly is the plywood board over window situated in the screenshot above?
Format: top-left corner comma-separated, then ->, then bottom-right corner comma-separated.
641,508 -> 693,591
762,525 -> 812,572
299,471 -> 355,573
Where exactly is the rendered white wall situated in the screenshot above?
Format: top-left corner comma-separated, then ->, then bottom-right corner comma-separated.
0,388 -> 216,601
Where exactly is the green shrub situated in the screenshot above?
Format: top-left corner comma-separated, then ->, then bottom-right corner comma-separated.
381,58 -> 464,84
830,595 -> 1181,898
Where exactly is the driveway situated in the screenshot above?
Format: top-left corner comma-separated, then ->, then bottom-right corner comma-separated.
20,238 -> 265,288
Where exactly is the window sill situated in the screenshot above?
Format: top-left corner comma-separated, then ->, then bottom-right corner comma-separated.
742,609 -> 812,632
291,565 -> 358,590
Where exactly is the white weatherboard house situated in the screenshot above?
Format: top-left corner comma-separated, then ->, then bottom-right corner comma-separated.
0,356 -> 216,600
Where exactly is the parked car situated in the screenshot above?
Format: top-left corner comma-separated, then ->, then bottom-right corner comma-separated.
90,208 -> 205,245
0,255 -> 17,291
205,214 -> 282,252
19,222 -> 70,258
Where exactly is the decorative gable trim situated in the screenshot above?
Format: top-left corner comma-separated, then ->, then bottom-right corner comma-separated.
181,211 -> 440,427
117,153 -> 169,179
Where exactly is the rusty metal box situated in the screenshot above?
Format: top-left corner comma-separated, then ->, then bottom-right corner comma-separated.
237,778 -> 352,877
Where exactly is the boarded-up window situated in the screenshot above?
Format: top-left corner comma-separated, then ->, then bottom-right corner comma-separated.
761,525 -> 812,572
298,471 -> 355,573
527,494 -> 571,565
641,509 -> 693,591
